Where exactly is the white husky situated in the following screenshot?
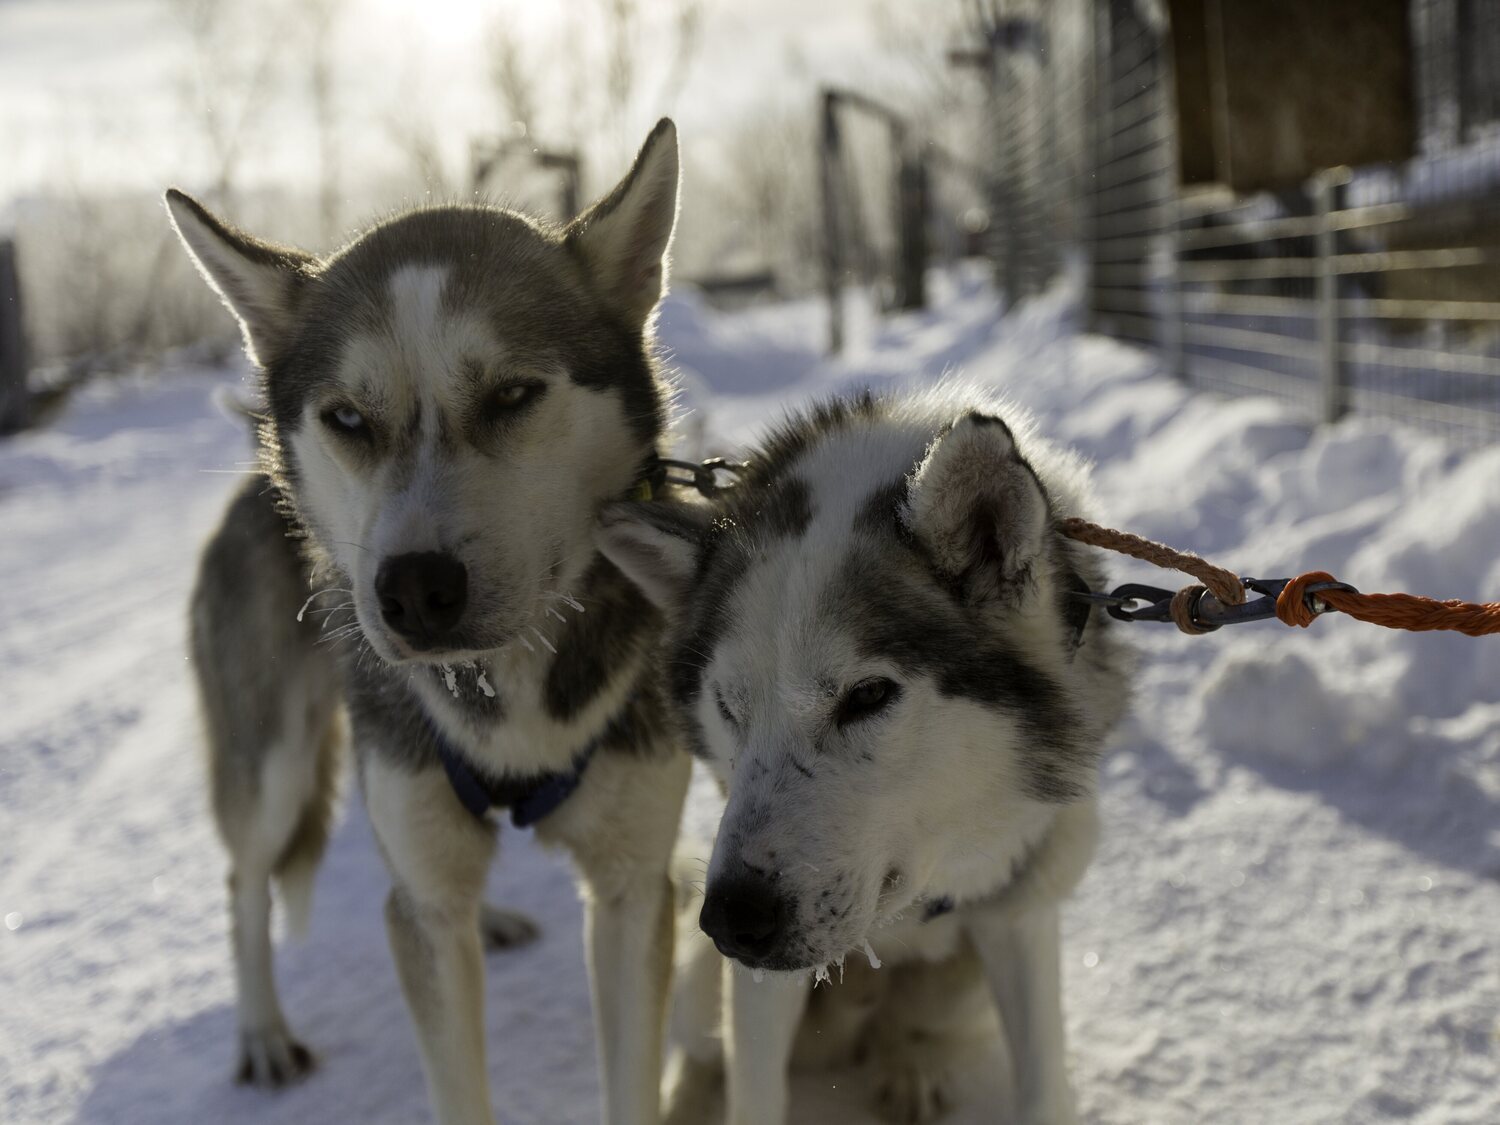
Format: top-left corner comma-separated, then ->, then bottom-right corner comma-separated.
598,389 -> 1130,1124
173,121 -> 691,1125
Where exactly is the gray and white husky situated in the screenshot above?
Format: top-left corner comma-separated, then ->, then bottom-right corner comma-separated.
598,389 -> 1131,1124
173,120 -> 691,1125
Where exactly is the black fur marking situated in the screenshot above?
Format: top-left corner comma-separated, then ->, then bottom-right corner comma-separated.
544,555 -> 661,724
341,657 -> 448,774
740,391 -> 886,483
664,396 -> 894,718
757,476 -> 813,541
669,529 -> 751,707
834,555 -> 1091,804
854,476 -> 912,537
787,756 -> 816,780
597,680 -> 674,759
962,409 -> 1014,436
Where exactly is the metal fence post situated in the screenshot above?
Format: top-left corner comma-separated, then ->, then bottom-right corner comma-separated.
819,90 -> 844,354
894,152 -> 929,311
1314,169 -> 1350,425
0,238 -> 27,435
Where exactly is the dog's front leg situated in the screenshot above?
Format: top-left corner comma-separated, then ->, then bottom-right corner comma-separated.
366,760 -> 498,1125
583,871 -> 675,1125
966,904 -> 1076,1125
724,962 -> 809,1125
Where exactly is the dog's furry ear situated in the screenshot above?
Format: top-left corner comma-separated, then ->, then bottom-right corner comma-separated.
164,189 -> 315,365
596,499 -> 711,611
566,118 -> 680,329
906,411 -> 1049,599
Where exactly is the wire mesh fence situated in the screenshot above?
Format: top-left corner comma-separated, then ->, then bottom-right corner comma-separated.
984,0 -> 1500,442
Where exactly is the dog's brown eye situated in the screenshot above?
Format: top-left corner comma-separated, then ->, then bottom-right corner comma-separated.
837,678 -> 900,726
482,382 -> 542,421
322,404 -> 368,437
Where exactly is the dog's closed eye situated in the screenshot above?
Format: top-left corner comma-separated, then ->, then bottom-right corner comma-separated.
714,686 -> 741,729
835,678 -> 900,727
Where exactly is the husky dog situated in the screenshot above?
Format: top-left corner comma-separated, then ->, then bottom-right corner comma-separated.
172,120 -> 691,1125
598,390 -> 1130,1124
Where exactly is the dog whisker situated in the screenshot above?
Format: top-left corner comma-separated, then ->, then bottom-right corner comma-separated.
297,588 -> 354,622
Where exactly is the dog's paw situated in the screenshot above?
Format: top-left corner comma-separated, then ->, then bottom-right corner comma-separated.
235,1025 -> 315,1088
873,1061 -> 953,1125
479,903 -> 541,951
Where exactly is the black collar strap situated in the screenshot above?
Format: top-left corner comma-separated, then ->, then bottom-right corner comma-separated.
429,696 -> 637,828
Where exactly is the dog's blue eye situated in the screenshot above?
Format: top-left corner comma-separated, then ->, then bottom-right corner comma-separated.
323,404 -> 367,435
482,382 -> 542,420
837,678 -> 899,726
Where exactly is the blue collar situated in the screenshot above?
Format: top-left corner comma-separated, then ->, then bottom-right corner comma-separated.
428,696 -> 635,829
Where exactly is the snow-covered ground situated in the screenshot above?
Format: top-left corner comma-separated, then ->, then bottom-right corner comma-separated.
3,269 -> 1498,1124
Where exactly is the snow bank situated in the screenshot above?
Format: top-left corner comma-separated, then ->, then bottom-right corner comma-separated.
2,266 -> 1496,1124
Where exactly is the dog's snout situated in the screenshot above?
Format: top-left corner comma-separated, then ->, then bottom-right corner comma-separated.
375,552 -> 468,642
700,875 -> 792,966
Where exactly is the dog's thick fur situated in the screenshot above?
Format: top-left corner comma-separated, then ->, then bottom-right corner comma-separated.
175,120 -> 691,1125
598,388 -> 1131,1124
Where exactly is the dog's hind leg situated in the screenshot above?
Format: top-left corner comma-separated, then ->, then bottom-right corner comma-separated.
193,478 -> 343,1087
365,758 -> 498,1125
227,863 -> 309,1086
725,961 -> 810,1125
224,693 -> 342,1086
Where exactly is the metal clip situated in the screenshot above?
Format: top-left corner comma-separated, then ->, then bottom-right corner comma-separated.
651,457 -> 748,498
1073,576 -> 1358,631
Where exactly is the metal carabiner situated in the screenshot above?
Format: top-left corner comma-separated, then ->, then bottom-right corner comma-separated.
650,457 -> 748,498
1076,575 -> 1358,632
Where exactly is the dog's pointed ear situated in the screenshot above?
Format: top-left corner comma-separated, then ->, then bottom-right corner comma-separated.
565,118 -> 680,329
596,498 -> 711,611
164,189 -> 316,364
906,411 -> 1050,599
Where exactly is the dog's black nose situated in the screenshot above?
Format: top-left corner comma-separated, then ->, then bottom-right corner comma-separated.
700,875 -> 790,965
375,552 -> 468,642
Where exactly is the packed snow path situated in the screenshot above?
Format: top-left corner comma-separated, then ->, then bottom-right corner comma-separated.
3,271 -> 1497,1123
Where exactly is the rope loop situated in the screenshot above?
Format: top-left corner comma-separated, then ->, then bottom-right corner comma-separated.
1059,519 -> 1500,637
1169,586 -> 1217,635
1276,571 -> 1338,628
1057,518 -> 1244,607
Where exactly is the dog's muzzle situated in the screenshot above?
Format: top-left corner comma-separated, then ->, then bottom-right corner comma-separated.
700,873 -> 798,968
375,551 -> 468,648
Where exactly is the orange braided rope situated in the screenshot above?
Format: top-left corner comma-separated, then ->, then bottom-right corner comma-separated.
1276,571 -> 1500,636
1059,519 -> 1500,637
1055,518 -> 1245,606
